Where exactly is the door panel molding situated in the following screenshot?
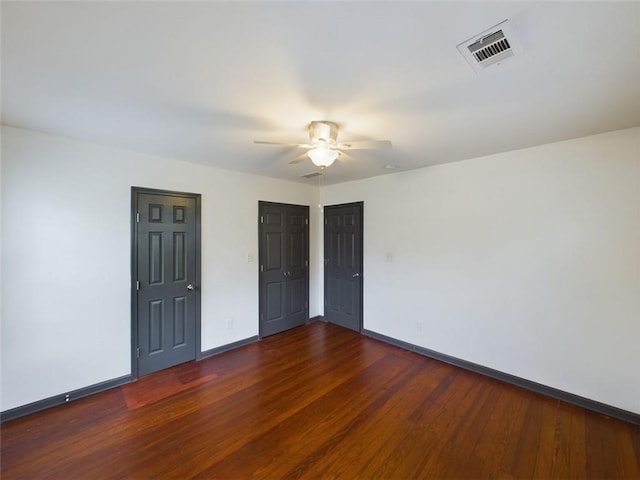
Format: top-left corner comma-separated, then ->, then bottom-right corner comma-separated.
131,187 -> 201,379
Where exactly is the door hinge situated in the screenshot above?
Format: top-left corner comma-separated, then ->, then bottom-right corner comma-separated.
305,218 -> 308,225
136,281 -> 140,291
136,347 -> 141,358
261,313 -> 264,321
325,218 -> 327,225
260,264 -> 264,272
136,212 -> 140,223
305,301 -> 308,310
305,260 -> 308,267
260,215 -> 264,224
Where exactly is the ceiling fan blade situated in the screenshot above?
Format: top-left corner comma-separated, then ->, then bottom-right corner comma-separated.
288,152 -> 309,165
337,140 -> 392,150
254,140 -> 312,148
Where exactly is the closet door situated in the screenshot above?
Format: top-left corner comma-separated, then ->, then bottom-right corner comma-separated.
284,208 -> 308,329
259,202 -> 309,337
324,202 -> 363,332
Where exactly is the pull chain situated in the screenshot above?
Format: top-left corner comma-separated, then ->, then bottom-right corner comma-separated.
318,166 -> 325,211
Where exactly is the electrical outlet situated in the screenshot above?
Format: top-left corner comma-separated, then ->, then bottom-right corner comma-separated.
417,322 -> 423,333
385,252 -> 393,262
247,253 -> 255,263
226,318 -> 234,330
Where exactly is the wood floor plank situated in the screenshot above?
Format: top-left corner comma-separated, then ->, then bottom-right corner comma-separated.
509,395 -> 548,478
277,360 -> 423,480
295,359 -> 442,480
116,333 -> 391,478
532,396 -> 560,478
193,354 -> 417,479
497,387 -> 533,476
337,361 -> 460,479
618,423 -> 640,478
432,382 -> 502,478
550,400 -> 575,479
363,370 -> 482,479
1,322 -> 638,479
473,383 -> 525,475
413,376 -> 490,478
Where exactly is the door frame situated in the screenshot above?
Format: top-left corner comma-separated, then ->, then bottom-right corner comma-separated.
131,187 -> 202,380
258,201 -> 310,338
324,201 -> 364,332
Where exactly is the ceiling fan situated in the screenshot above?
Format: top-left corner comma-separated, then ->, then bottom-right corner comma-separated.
254,121 -> 392,168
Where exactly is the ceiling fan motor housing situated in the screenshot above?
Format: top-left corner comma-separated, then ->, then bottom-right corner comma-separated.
309,121 -> 338,145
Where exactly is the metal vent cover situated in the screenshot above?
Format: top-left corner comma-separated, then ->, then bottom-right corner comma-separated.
301,171 -> 322,179
457,20 -> 521,73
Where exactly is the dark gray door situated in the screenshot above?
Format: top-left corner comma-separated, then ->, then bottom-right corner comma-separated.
285,207 -> 308,328
133,190 -> 200,376
259,202 -> 309,337
324,202 -> 363,332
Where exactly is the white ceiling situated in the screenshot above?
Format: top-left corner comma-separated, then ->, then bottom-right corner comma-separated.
2,1 -> 639,185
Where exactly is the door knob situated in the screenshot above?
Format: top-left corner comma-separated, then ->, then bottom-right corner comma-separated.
186,284 -> 195,291
352,273 -> 360,278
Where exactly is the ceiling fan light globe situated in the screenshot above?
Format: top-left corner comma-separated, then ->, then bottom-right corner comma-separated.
308,148 -> 338,167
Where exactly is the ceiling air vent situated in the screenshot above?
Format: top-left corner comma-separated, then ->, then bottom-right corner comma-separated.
457,20 -> 521,73
301,172 -> 322,179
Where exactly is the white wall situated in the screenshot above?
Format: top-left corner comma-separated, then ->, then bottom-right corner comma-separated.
3,125 -> 638,415
323,127 -> 640,414
1,125 -> 319,411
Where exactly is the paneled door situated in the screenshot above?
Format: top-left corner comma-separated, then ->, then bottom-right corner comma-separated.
259,202 -> 309,337
132,189 -> 201,377
324,202 -> 363,332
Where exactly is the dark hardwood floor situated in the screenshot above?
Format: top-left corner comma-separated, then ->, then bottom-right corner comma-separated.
2,322 -> 638,479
